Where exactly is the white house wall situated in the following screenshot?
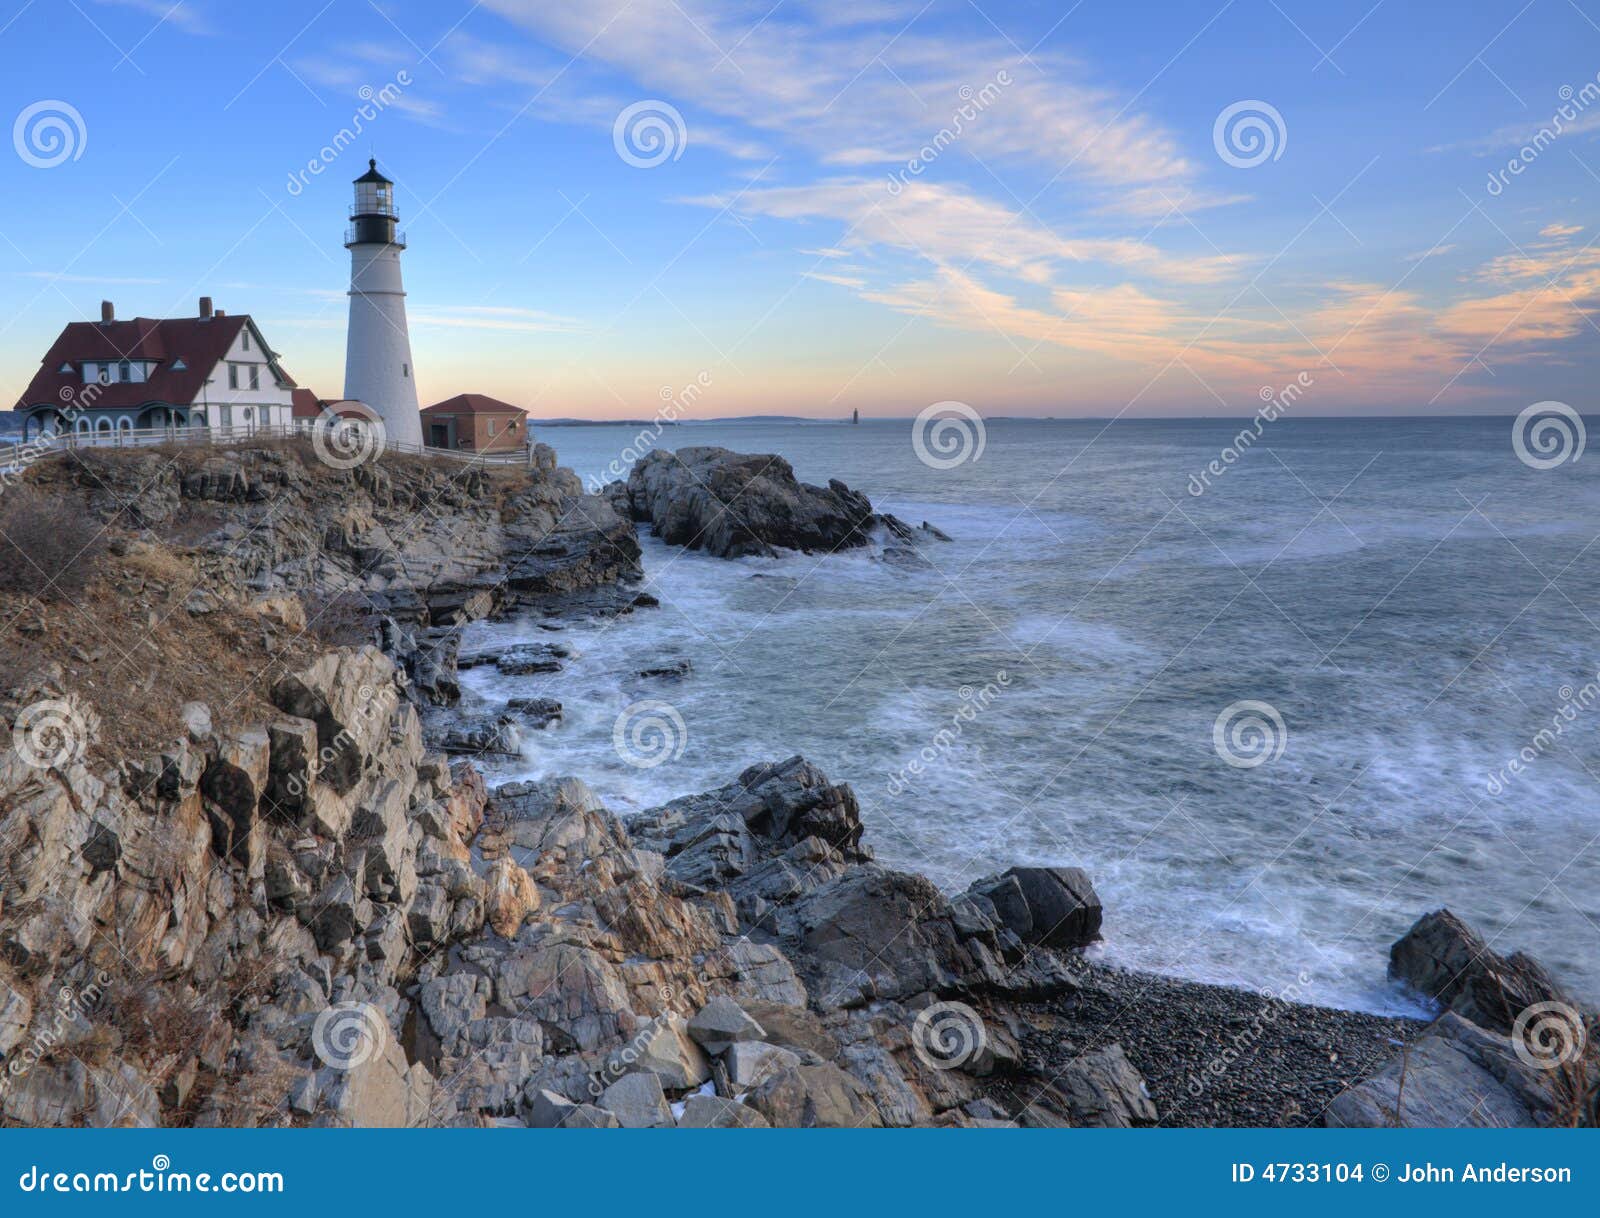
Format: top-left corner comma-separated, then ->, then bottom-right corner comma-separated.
190,320 -> 296,428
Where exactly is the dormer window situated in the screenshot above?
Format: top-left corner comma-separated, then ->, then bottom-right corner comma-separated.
57,362 -> 72,374
241,329 -> 251,351
171,358 -> 187,371
96,364 -> 110,384
118,360 -> 131,383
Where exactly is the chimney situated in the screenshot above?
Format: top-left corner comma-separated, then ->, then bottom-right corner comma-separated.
100,300 -> 114,324
199,296 -> 213,319
215,309 -> 226,317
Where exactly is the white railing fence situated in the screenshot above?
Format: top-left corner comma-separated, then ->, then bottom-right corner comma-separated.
0,420 -> 533,474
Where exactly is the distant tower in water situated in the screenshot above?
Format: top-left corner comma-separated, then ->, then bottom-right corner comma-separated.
852,408 -> 859,424
343,159 -> 422,447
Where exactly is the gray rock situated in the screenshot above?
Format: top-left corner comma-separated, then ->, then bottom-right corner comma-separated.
604,1013 -> 711,1091
1389,909 -> 1573,1035
609,447 -> 876,559
744,1063 -> 883,1128
722,1041 -> 801,1090
1326,1013 -> 1564,1128
1028,1044 -> 1156,1127
970,866 -> 1103,948
599,1071 -> 673,1128
677,1094 -> 770,1127
687,996 -> 766,1054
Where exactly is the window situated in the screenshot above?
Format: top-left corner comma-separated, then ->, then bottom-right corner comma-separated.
249,365 -> 259,390
171,358 -> 187,371
241,329 -> 250,351
58,362 -> 72,374
402,363 -> 409,377
118,360 -> 131,383
96,364 -> 110,384
486,420 -> 496,437
228,364 -> 238,389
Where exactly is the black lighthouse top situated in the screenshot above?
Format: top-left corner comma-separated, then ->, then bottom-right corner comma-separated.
346,159 -> 404,248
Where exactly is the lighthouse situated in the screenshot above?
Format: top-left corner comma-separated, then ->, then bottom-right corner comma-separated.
342,159 -> 422,447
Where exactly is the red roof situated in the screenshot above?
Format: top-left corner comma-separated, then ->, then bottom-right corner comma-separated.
290,387 -> 322,419
14,313 -> 295,411
422,392 -> 523,416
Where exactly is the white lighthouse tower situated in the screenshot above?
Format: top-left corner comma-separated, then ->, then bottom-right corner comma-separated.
343,159 -> 422,447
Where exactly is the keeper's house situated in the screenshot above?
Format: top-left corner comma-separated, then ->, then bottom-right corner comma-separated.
12,297 -> 297,441
421,393 -> 527,453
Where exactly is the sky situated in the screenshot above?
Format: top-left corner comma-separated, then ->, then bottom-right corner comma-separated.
1,0 -> 1598,419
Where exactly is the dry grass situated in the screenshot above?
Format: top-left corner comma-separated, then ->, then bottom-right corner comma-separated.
0,488 -> 108,601
0,539 -> 319,762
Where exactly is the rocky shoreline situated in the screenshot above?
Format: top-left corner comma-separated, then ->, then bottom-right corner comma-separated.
0,440 -> 1593,1128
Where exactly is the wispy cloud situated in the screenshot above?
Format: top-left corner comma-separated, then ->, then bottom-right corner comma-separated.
14,271 -> 165,285
409,305 -> 586,333
93,0 -> 213,36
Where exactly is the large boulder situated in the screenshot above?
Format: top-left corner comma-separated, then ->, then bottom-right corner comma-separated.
1326,1013 -> 1567,1128
607,447 -> 876,558
744,1063 -> 883,1128
969,866 -> 1103,949
1389,909 -> 1572,1035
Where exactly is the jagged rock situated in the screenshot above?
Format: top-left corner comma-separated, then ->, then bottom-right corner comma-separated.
559,1103 -> 622,1128
744,1063 -> 883,1128
608,448 -> 877,558
436,714 -> 520,758
1326,1013 -> 1565,1128
637,658 -> 692,679
1389,909 -> 1572,1035
319,1035 -> 435,1128
969,866 -> 1103,949
1025,1044 -> 1157,1128
599,1071 -> 673,1128
418,972 -> 489,1052
783,865 -> 1076,1008
201,729 -> 271,873
687,996 -> 765,1054
263,717 -> 318,823
0,973 -> 32,1055
604,1013 -> 711,1091
722,1041 -> 802,1090
506,697 -> 562,728
677,1094 -> 771,1127
497,944 -> 633,1053
483,858 -> 539,938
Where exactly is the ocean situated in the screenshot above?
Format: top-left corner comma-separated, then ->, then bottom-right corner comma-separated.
455,416 -> 1600,1014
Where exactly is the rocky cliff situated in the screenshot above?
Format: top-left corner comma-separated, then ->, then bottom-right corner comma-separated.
0,439 -> 1592,1128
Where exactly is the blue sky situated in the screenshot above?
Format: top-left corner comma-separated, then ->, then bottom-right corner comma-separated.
1,0 -> 1598,418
